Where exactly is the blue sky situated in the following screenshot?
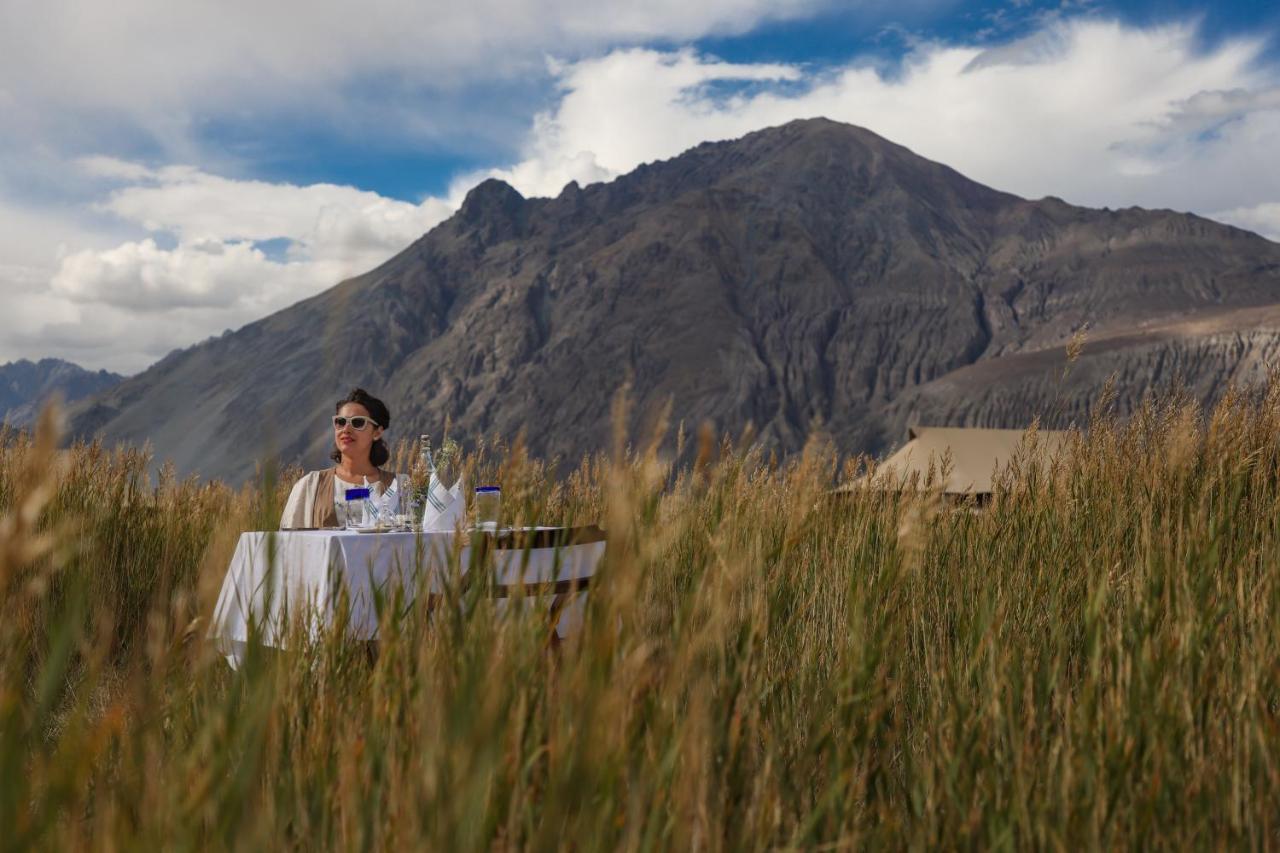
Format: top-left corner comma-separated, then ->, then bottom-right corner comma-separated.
695,0 -> 1280,69
253,0 -> 1280,200
2,0 -> 1279,372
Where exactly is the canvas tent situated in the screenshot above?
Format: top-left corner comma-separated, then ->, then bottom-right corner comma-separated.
852,426 -> 1070,497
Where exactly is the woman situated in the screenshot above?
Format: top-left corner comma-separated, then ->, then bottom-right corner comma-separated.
280,388 -> 405,529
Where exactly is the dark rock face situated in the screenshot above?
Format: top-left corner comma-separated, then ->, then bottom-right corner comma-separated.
881,304 -> 1280,438
1,358 -> 123,427
66,118 -> 1280,482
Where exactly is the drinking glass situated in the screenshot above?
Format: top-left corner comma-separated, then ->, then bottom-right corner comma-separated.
343,487 -> 371,530
399,493 -> 421,531
475,486 -> 501,532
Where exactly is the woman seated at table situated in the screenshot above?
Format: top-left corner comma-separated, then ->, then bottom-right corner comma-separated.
280,387 -> 404,529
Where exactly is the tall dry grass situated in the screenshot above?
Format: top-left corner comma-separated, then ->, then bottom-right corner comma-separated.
3,385 -> 1280,849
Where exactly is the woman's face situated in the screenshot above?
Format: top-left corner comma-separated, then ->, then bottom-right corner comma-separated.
334,402 -> 383,463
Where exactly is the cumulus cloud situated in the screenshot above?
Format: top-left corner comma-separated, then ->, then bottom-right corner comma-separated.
2,164 -> 457,372
52,238 -> 311,312
88,161 -> 455,264
0,197 -> 140,365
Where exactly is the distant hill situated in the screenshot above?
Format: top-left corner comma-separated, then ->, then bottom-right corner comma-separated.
67,118 -> 1280,483
2,358 -> 124,427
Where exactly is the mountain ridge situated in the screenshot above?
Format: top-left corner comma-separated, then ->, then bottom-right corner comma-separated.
66,118 -> 1280,482
2,358 -> 124,427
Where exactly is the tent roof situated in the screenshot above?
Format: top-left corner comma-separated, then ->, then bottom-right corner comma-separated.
858,426 -> 1069,495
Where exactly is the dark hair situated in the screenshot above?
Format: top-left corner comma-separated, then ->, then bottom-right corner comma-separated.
330,387 -> 391,467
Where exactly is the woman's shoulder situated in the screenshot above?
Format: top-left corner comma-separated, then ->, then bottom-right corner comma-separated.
290,469 -> 331,489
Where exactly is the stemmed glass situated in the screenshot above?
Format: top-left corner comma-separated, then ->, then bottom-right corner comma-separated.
398,492 -> 422,531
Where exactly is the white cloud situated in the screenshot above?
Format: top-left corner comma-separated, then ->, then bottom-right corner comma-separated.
2,290 -> 292,374
4,164 -> 457,372
52,238 -> 312,312
88,161 -> 455,263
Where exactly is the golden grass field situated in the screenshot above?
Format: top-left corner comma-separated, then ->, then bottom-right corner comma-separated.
4,386 -> 1280,849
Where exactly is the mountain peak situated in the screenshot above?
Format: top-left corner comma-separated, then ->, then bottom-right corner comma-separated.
459,178 -> 524,222
456,178 -> 528,244
762,116 -> 875,139
713,117 -> 896,161
1,357 -> 123,427
593,116 -> 1011,218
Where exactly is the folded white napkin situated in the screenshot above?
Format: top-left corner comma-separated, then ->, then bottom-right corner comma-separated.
421,471 -> 466,531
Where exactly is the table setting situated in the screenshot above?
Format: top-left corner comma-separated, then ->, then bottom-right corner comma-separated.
208,435 -> 606,667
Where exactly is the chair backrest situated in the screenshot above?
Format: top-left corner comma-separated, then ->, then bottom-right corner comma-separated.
485,526 -> 607,642
486,525 -> 606,596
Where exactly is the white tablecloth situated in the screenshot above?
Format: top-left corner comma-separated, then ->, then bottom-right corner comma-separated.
210,527 -> 605,667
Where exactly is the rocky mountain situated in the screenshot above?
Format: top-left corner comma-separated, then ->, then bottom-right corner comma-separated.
67,118 -> 1280,483
2,358 -> 123,427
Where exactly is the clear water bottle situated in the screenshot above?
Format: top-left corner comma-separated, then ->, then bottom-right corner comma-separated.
419,434 -> 435,476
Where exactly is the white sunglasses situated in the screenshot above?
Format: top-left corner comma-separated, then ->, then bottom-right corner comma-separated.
333,415 -> 381,431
